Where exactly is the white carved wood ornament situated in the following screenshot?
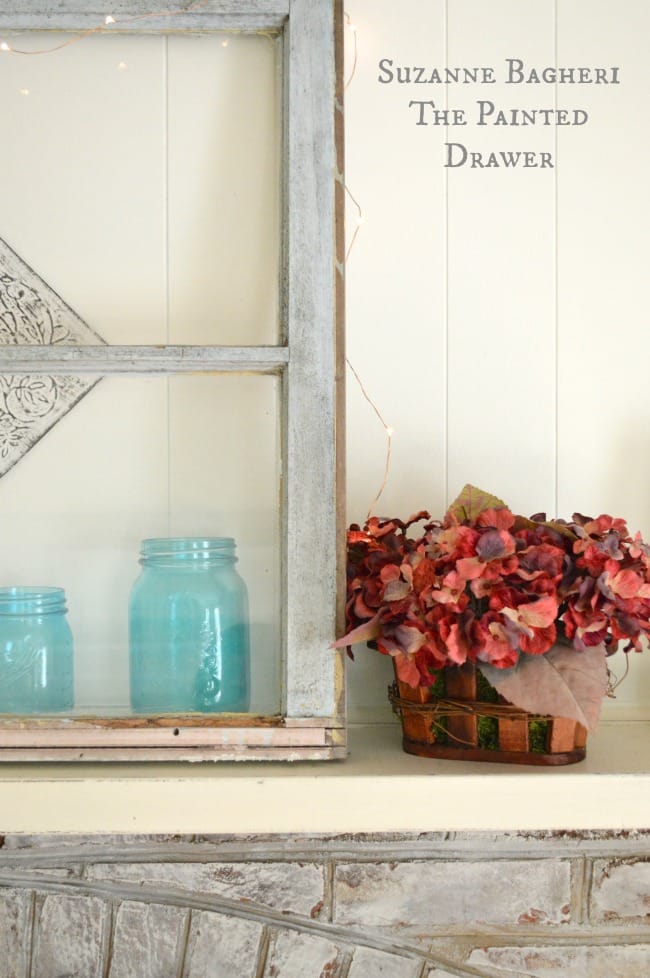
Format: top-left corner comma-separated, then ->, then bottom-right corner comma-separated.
0,237 -> 105,476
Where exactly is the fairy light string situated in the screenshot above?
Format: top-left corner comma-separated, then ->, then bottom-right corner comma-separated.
343,11 -> 394,518
345,359 -> 394,522
2,4 -> 392,518
344,12 -> 358,90
0,0 -> 209,56
344,183 -> 363,264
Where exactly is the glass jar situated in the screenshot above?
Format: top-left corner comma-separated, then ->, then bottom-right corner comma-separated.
0,587 -> 74,714
129,537 -> 250,713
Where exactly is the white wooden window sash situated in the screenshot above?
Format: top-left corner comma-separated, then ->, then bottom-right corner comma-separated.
0,0 -> 345,760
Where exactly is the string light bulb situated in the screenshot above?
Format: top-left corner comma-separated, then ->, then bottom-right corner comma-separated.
0,41 -> 11,52
104,15 -> 117,25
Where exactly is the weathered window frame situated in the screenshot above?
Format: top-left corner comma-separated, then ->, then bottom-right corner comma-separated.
0,0 -> 345,761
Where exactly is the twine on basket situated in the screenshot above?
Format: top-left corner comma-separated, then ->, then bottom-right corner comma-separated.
388,683 -> 554,748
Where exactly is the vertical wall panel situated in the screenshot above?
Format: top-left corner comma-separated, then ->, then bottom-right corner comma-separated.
557,0 -> 650,717
0,35 -> 166,343
167,34 -> 280,346
344,0 -> 447,718
168,375 -> 281,714
446,0 -> 557,514
344,0 -> 447,522
345,1 -> 649,720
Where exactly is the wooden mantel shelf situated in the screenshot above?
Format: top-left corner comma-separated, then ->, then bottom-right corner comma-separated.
0,721 -> 648,835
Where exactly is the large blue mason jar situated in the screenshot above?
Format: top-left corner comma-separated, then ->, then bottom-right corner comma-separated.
129,538 -> 250,713
0,587 -> 74,713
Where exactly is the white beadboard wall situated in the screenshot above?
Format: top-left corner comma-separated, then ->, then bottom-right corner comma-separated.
344,0 -> 650,720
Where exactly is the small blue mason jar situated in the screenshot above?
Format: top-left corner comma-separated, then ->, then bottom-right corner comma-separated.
0,587 -> 74,714
129,538 -> 250,713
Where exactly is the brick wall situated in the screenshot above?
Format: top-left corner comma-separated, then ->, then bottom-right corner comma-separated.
0,832 -> 647,976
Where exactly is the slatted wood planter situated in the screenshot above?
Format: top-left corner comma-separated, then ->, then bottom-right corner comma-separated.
389,662 -> 587,766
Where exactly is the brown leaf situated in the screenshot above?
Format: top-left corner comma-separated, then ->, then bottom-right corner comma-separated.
513,514 -> 578,542
478,643 -> 609,731
447,484 -> 507,525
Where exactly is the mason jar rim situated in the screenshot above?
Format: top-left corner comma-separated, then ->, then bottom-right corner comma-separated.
141,537 -> 235,555
0,586 -> 65,599
0,586 -> 68,614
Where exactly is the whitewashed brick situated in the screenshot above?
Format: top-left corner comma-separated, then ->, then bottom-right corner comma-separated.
263,930 -> 343,978
0,888 -> 30,978
184,911 -> 263,978
348,946 -> 422,978
0,868 -> 80,881
469,944 -> 650,978
109,901 -> 186,978
32,893 -> 105,978
86,861 -> 324,917
334,860 -> 571,932
0,834 -> 185,850
591,858 -> 650,922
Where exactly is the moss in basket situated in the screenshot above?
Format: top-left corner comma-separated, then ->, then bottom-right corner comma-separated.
477,716 -> 499,751
529,719 -> 550,753
428,671 -> 448,744
476,669 -> 500,703
430,722 -> 448,745
476,667 -> 500,750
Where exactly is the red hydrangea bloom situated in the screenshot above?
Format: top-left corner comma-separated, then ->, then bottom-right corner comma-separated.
335,490 -> 650,688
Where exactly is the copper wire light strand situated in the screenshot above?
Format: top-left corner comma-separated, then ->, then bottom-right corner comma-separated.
607,652 -> 630,696
346,358 -> 393,520
344,182 -> 363,263
1,0 -> 209,56
2,3 -> 395,526
342,13 -> 393,519
344,11 -> 358,91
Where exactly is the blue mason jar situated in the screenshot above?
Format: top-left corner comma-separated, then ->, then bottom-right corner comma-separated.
0,587 -> 74,714
129,538 -> 250,713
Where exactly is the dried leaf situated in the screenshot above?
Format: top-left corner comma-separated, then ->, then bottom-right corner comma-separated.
382,579 -> 411,602
513,514 -> 578,542
392,650 -> 421,687
447,484 -> 507,525
331,612 -> 382,648
478,643 -> 609,731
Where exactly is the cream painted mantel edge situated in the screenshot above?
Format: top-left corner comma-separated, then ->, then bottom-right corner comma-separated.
0,723 -> 648,834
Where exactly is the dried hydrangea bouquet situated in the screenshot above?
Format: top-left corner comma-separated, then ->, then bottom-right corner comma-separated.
335,485 -> 649,764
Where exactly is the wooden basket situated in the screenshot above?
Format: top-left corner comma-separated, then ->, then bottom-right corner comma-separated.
389,662 -> 587,766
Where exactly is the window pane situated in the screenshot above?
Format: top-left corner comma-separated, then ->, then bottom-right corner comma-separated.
0,33 -> 280,346
0,373 -> 282,715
